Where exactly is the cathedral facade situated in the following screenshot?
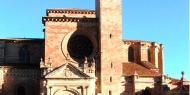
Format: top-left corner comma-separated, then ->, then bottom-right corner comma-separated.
0,0 -> 189,95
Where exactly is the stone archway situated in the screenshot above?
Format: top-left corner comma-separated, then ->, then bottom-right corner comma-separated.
54,89 -> 80,95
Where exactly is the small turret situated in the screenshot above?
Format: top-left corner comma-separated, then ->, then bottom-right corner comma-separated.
47,57 -> 53,72
40,58 -> 45,68
82,57 -> 95,77
40,58 -> 48,76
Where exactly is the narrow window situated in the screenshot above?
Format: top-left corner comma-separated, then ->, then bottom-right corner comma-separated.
109,90 -> 112,95
128,47 -> 134,62
111,62 -> 113,68
110,76 -> 112,82
109,34 -> 112,38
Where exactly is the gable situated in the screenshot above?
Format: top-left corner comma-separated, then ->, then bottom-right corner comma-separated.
45,63 -> 90,79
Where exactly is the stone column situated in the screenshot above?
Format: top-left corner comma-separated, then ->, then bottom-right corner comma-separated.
85,86 -> 88,95
158,44 -> 164,73
154,47 -> 159,68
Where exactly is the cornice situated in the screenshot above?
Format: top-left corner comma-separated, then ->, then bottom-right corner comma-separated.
42,17 -> 98,24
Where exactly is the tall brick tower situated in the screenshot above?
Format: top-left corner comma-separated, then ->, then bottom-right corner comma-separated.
96,0 -> 123,94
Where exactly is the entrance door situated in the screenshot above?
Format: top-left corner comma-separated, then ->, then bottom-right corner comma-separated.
16,86 -> 26,95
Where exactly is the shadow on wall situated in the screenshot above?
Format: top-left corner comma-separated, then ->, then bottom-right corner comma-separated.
0,67 -> 40,95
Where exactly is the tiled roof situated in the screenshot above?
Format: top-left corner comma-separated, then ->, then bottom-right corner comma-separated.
167,77 -> 181,85
140,61 -> 157,69
171,85 -> 189,92
166,76 -> 190,85
167,76 -> 190,93
122,62 -> 161,76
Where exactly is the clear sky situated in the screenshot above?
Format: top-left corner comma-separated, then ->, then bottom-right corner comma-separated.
0,0 -> 189,80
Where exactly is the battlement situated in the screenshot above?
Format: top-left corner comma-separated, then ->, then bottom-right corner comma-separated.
46,8 -> 96,18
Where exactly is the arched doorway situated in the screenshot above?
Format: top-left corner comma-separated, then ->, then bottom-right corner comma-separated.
16,86 -> 26,95
54,90 -> 80,95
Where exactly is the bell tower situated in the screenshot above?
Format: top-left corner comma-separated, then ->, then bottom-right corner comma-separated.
96,0 -> 123,94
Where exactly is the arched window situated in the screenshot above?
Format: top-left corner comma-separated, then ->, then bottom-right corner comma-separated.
148,49 -> 151,62
128,47 -> 135,62
16,86 -> 26,95
19,45 -> 30,63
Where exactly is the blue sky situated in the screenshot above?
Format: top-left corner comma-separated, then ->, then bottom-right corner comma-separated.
0,0 -> 189,80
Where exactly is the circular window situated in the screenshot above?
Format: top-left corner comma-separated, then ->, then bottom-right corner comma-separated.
67,35 -> 93,59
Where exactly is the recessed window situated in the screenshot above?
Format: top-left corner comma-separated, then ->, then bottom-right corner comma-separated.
110,76 -> 112,82
109,90 -> 112,95
128,46 -> 134,62
111,62 -> 113,68
19,45 -> 30,63
109,34 -> 112,38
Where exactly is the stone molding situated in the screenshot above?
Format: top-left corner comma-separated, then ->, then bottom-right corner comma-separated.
42,17 -> 98,24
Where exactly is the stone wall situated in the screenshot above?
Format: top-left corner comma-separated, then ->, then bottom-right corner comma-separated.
0,67 -> 40,95
43,18 -> 98,67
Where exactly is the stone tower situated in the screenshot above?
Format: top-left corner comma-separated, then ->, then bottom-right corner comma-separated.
96,0 -> 123,94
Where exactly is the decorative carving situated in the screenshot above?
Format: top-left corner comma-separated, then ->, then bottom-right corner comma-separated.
47,9 -> 95,14
40,58 -> 45,68
47,57 -> 52,67
63,67 -> 72,77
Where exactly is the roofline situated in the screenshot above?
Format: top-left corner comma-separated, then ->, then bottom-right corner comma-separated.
46,8 -> 95,16
47,8 -> 95,12
0,38 -> 44,41
43,77 -> 94,80
123,39 -> 161,44
123,74 -> 161,77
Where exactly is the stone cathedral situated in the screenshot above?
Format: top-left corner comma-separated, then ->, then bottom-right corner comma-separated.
0,0 -> 189,95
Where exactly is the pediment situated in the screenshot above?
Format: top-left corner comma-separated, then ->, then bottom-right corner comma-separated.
45,63 -> 90,79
